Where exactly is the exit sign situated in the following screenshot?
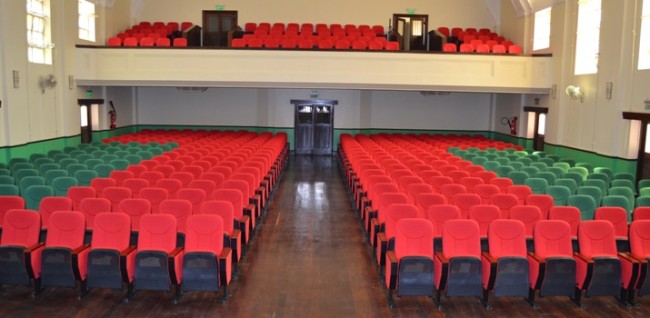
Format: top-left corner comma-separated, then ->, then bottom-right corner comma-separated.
216,5 -> 225,10
407,8 -> 416,14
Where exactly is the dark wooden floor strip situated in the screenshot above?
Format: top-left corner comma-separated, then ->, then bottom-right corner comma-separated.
1,155 -> 649,317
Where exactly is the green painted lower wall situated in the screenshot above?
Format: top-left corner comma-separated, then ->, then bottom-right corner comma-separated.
0,125 -> 638,176
543,144 -> 637,175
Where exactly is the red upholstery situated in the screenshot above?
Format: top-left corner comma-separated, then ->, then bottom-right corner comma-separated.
469,205 -> 501,237
188,180 -> 216,200
549,206 -> 581,238
173,38 -> 187,47
634,207 -> 650,220
509,205 -> 542,238
176,188 -> 207,214
490,178 -> 514,193
156,38 -> 171,47
0,209 -> 43,280
153,165 -> 175,178
453,193 -> 481,219
434,219 -> 481,297
414,193 -> 447,218
474,184 -> 500,204
67,186 -> 97,210
117,198 -> 152,231
443,43 -> 457,52
425,204 -> 461,239
159,199 -> 192,234
574,220 -> 638,307
0,196 -> 26,226
140,171 -> 164,186
38,197 -> 73,229
79,198 -> 111,229
482,219 -> 527,289
371,193 -> 408,246
123,178 -> 150,197
214,189 -> 250,244
136,214 -> 183,287
430,176 -> 453,194
103,187 -> 133,211
490,194 -> 519,219
459,177 -> 484,194
376,204 -> 419,266
155,179 -> 183,199
107,37 -> 121,46
183,214 -> 232,291
109,170 -> 134,187
200,172 -> 226,189
89,212 -> 134,283
595,207 -> 629,238
91,178 -> 117,197
139,187 -> 169,213
170,172 -> 194,188
526,194 -> 554,219
44,211 -> 88,280
385,218 -> 434,288
528,220 -> 574,294
506,185 -> 532,205
201,200 -> 242,261
126,165 -> 147,177
440,184 -> 467,205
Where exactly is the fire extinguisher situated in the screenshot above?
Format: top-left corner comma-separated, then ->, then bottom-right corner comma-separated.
108,101 -> 117,129
501,116 -> 518,135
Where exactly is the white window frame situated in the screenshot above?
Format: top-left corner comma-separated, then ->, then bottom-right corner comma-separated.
639,0 -> 650,70
26,0 -> 52,65
78,0 -> 96,42
533,7 -> 552,51
574,0 -> 602,75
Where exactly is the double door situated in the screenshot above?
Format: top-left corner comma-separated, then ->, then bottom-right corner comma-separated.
202,10 -> 237,47
292,100 -> 337,155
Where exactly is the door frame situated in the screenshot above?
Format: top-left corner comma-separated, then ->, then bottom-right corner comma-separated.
202,10 -> 238,47
623,111 -> 650,182
291,99 -> 338,155
78,99 -> 104,144
524,106 -> 548,151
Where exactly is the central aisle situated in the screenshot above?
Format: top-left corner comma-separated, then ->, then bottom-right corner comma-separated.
230,155 -> 391,317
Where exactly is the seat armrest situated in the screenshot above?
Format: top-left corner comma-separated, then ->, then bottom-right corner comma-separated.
72,244 -> 91,255
481,251 -> 497,263
169,247 -> 183,257
527,252 -> 544,264
120,246 -> 137,257
25,242 -> 45,253
219,247 -> 233,285
574,252 -> 593,264
435,251 -> 448,264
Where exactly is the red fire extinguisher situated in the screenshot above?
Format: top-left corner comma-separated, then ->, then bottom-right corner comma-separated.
108,101 -> 117,129
501,116 -> 518,135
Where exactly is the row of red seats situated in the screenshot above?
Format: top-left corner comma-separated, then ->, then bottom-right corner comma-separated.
0,130 -> 288,301
443,42 -> 522,54
232,37 -> 399,51
338,133 -> 649,309
0,208 -> 231,303
107,36 -> 187,47
244,22 -> 385,37
381,216 -> 650,309
123,21 -> 193,37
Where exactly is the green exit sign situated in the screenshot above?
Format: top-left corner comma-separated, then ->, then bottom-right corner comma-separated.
406,8 -> 416,14
86,90 -> 93,98
216,5 -> 225,10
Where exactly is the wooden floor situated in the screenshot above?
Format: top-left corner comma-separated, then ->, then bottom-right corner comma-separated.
2,154 -> 650,317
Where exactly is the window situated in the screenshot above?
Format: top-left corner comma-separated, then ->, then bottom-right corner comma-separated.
78,0 -> 96,42
574,0 -> 602,75
26,0 -> 52,64
639,0 -> 650,70
533,7 -> 552,51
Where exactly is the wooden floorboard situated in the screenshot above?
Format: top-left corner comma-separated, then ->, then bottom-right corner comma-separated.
1,154 -> 650,317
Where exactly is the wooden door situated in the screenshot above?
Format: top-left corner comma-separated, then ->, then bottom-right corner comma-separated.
203,10 -> 237,47
292,100 -> 337,155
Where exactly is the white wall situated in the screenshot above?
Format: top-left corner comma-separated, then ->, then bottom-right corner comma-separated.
369,91 -> 492,130
134,0 -> 498,32
133,87 -> 494,132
